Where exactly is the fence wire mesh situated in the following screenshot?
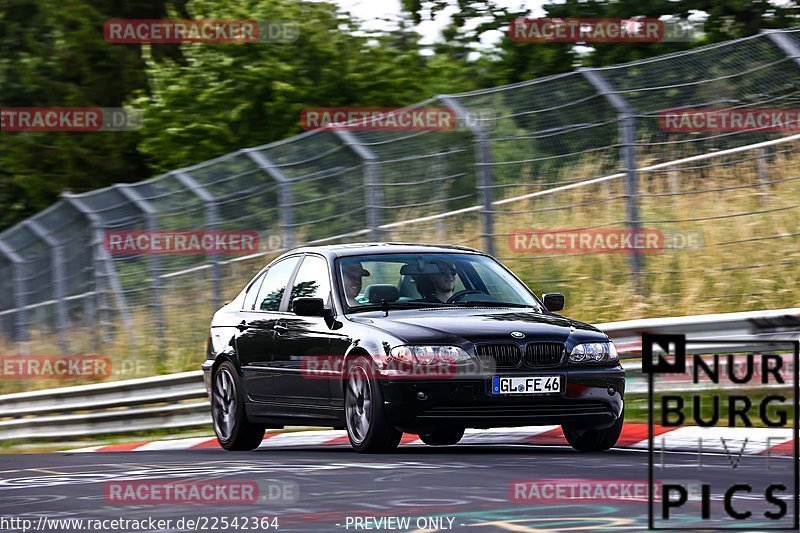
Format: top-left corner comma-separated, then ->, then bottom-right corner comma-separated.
2,29 -> 799,367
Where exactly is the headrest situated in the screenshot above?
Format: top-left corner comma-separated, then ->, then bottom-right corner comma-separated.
363,284 -> 400,303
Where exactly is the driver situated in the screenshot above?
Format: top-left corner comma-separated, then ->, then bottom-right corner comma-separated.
415,259 -> 457,303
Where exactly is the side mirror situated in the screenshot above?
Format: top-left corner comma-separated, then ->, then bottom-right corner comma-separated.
293,297 -> 328,317
542,293 -> 564,312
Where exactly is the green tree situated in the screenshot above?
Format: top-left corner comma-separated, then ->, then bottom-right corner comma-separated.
132,0 -> 481,171
0,0 -> 185,229
401,0 -> 800,80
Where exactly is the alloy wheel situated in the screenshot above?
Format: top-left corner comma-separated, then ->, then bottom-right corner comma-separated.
212,368 -> 237,441
345,366 -> 372,444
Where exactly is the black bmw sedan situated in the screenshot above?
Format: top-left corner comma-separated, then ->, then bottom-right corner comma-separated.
203,243 -> 625,453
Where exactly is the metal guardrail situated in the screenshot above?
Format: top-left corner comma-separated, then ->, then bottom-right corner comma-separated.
1,307 -> 798,441
605,307 -> 800,393
0,371 -> 207,441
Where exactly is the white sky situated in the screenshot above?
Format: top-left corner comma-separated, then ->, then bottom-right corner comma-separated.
333,0 -> 548,46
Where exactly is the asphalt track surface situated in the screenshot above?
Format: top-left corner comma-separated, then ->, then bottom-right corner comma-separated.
0,443 -> 796,533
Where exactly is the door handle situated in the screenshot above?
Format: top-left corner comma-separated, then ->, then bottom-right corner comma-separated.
236,320 -> 249,332
273,323 -> 288,334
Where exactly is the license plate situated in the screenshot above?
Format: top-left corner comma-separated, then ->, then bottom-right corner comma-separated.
491,375 -> 561,395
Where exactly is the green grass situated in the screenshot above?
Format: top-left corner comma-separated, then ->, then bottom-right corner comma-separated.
626,388 -> 793,428
2,150 -> 798,394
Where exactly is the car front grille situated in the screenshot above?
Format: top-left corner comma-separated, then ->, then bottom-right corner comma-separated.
475,344 -> 522,369
525,343 -> 565,366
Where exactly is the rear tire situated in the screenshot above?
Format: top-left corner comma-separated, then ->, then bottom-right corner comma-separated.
345,356 -> 402,453
212,361 -> 265,451
562,413 -> 624,452
419,427 -> 465,446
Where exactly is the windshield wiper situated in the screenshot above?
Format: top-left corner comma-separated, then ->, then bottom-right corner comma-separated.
348,301 -> 451,315
458,301 -> 538,309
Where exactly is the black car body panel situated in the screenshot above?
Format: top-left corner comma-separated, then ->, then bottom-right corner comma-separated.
203,243 -> 625,436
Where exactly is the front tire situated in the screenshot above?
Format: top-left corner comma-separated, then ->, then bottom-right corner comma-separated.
562,413 -> 623,452
345,356 -> 402,453
419,427 -> 465,446
212,361 -> 265,451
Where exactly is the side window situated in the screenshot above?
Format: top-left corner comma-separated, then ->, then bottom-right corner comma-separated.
253,256 -> 301,312
242,271 -> 267,311
288,255 -> 332,312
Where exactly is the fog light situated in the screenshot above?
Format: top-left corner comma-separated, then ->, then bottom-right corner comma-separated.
417,391 -> 428,401
607,385 -> 616,396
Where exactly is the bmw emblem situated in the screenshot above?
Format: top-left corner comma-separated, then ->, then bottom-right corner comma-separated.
511,331 -> 525,339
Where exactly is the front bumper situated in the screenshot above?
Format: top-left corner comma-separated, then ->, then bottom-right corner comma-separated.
380,364 -> 625,432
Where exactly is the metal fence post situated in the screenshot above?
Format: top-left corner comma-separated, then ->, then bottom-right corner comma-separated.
243,150 -> 296,248
763,30 -> 800,69
173,171 -> 223,312
579,68 -> 645,295
116,185 -> 166,345
434,152 -> 447,242
762,31 -> 799,205
0,239 -> 28,352
25,221 -> 69,354
61,193 -> 136,346
756,147 -> 771,204
331,130 -> 382,241
440,96 -> 495,256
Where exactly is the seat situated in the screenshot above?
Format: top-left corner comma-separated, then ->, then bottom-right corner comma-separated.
397,274 -> 419,300
363,284 -> 400,303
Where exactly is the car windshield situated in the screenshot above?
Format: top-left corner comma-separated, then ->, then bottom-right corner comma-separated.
337,253 -> 541,311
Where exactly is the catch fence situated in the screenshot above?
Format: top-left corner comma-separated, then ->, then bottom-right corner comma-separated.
2,28 -> 799,358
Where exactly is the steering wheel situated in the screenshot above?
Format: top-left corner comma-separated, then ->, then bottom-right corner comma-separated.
446,289 -> 488,303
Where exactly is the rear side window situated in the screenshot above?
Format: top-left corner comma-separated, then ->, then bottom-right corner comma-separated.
242,271 -> 267,310
252,256 -> 301,311
289,255 -> 332,312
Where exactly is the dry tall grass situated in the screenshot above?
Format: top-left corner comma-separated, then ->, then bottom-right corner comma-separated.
3,148 -> 797,393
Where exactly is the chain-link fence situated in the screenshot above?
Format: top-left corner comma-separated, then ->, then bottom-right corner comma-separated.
2,28 -> 799,363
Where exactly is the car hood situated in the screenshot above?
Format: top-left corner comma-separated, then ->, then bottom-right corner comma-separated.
348,307 -> 607,346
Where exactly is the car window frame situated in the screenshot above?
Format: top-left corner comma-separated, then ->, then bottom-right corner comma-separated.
285,253 -> 333,314
334,252 -> 544,312
244,254 -> 303,314
241,269 -> 268,311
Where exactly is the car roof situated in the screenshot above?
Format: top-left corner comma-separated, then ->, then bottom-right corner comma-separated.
276,242 -> 484,261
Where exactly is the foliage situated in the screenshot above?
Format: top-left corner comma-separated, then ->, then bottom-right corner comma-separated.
0,0 -> 185,228
1,0 -> 798,231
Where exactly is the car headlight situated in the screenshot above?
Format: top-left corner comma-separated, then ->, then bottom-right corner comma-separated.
569,342 -> 618,363
390,345 -> 471,365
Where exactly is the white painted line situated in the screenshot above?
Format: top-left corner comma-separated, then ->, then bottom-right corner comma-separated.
629,426 -> 794,453
60,425 -> 797,454
258,430 -> 348,448
135,437 -> 219,451
461,425 -> 560,444
64,445 -> 105,454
